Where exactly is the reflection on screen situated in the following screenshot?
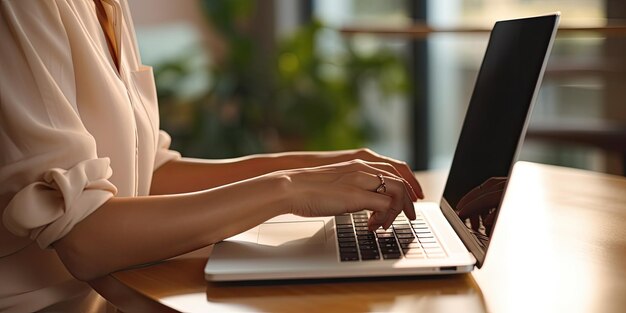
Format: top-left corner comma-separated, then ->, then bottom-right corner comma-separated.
442,15 -> 557,249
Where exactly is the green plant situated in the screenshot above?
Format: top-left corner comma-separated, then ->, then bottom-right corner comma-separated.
155,0 -> 410,158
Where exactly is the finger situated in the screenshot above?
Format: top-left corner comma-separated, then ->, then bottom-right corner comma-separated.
341,171 -> 414,222
457,185 -> 482,211
351,165 -> 417,223
376,176 -> 415,228
338,187 -> 394,215
470,215 -> 480,232
482,177 -> 508,188
484,211 -> 497,236
351,160 -> 419,204
371,161 -> 420,202
457,178 -> 507,210
457,189 -> 504,219
395,162 -> 424,200
356,149 -> 424,200
368,211 -> 387,231
382,207 -> 403,230
377,174 -> 417,221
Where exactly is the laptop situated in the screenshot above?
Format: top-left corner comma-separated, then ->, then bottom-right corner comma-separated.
205,13 -> 560,281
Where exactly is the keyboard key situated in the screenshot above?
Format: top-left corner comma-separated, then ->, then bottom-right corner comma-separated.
418,237 -> 437,243
383,253 -> 402,259
337,227 -> 355,233
396,233 -> 416,239
358,239 -> 376,246
421,242 -> 441,249
337,232 -> 355,238
376,233 -> 394,238
335,215 -> 353,225
361,253 -> 381,260
403,247 -> 423,254
340,254 -> 359,261
416,233 -> 433,238
401,242 -> 421,249
359,244 -> 378,251
393,224 -> 411,229
338,237 -> 356,243
339,241 -> 356,248
360,246 -> 379,253
340,247 -> 358,254
394,229 -> 413,234
398,238 -> 418,244
380,245 -> 399,251
381,249 -> 400,256
360,248 -> 379,255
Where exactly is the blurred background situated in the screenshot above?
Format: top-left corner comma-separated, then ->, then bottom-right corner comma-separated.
129,0 -> 626,175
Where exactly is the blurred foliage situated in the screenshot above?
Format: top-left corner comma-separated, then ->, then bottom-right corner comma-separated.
155,0 -> 409,158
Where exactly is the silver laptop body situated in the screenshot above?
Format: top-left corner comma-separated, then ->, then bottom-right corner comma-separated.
205,13 -> 560,281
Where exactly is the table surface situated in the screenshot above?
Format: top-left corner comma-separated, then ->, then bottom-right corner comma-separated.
93,161 -> 626,313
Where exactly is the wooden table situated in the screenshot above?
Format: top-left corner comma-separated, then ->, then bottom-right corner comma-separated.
92,162 -> 626,313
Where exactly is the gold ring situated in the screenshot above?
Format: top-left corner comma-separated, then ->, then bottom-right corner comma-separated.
375,174 -> 386,193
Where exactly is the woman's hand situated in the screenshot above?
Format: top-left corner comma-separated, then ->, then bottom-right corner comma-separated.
318,148 -> 424,201
276,159 -> 417,231
456,177 -> 507,236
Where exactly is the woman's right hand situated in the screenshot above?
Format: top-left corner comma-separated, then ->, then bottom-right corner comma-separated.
275,159 -> 417,231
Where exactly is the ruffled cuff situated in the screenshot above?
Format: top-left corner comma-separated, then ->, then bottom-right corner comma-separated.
154,130 -> 181,170
2,158 -> 117,248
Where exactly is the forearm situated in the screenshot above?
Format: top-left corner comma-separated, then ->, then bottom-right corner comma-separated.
151,151 -> 356,195
54,174 -> 288,281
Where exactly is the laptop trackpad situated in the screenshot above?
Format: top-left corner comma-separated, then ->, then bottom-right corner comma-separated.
257,221 -> 326,246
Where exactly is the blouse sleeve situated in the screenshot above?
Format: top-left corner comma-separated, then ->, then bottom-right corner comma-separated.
0,1 -> 117,249
154,130 -> 181,170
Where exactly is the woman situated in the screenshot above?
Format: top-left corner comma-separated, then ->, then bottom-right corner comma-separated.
0,0 -> 422,311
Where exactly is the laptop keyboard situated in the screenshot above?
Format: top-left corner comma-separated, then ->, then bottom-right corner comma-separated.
335,211 -> 446,262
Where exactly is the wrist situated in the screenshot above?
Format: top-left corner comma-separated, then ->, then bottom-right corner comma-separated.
262,171 -> 294,216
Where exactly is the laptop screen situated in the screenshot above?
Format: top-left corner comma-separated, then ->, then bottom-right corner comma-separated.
440,14 -> 559,267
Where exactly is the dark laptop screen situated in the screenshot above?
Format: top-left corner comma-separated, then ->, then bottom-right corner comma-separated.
441,14 -> 558,266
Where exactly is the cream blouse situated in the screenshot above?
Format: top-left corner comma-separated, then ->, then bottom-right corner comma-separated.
0,0 -> 180,311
